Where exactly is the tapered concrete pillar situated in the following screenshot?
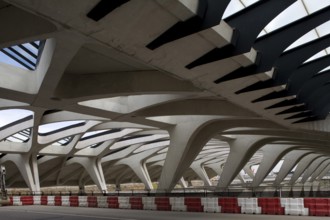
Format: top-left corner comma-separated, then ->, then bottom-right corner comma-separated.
289,154 -> 321,185
115,147 -> 164,190
97,160 -> 107,191
31,154 -> 41,193
66,157 -> 107,193
317,164 -> 330,181
309,159 -> 330,182
244,166 -> 255,179
158,117 -> 215,190
252,144 -> 293,187
179,177 -> 188,188
274,150 -> 310,186
237,172 -> 246,184
218,135 -> 271,188
205,162 -> 223,176
301,157 -> 328,183
157,116 -> 279,191
132,162 -> 153,190
191,158 -> 214,187
1,154 -> 40,192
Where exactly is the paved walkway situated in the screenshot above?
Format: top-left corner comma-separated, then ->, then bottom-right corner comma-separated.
0,206 -> 325,220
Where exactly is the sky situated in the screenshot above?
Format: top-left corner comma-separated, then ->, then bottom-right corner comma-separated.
0,109 -> 32,127
224,0 -> 330,66
0,41 -> 39,70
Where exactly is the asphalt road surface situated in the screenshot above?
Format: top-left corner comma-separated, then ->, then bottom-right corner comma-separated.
0,206 -> 325,220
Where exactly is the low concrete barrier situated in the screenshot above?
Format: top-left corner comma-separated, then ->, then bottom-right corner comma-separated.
8,195 -> 330,216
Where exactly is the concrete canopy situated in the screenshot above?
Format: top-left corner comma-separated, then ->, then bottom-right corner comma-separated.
0,0 -> 330,193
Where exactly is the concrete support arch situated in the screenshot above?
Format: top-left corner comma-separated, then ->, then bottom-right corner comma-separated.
190,158 -> 213,187
274,150 -> 311,186
66,157 -> 107,193
301,157 -> 329,183
1,154 -> 40,192
218,135 -> 273,188
252,144 -> 296,187
179,177 -> 188,188
158,117 -> 279,191
317,164 -> 330,181
114,147 -> 164,190
289,154 -> 322,185
309,159 -> 330,182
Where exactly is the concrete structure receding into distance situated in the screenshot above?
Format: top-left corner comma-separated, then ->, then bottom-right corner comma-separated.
1,0 -> 330,194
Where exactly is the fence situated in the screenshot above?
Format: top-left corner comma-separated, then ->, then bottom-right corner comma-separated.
7,185 -> 330,198
10,195 -> 330,216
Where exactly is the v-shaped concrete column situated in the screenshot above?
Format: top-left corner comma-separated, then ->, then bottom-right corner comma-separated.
179,177 -> 188,188
205,162 -> 223,176
218,135 -> 271,188
301,156 -> 328,183
289,154 -> 321,185
309,159 -> 330,182
243,166 -> 255,179
102,144 -> 141,185
31,154 -> 40,192
115,147 -> 164,190
158,117 -> 279,191
252,144 -> 294,187
66,157 -> 107,193
1,154 -> 40,192
190,158 -> 213,187
274,150 -> 311,186
158,117 -> 217,190
316,164 -> 330,181
237,172 -> 246,184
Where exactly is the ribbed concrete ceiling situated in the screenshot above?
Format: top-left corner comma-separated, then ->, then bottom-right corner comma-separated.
0,0 -> 330,192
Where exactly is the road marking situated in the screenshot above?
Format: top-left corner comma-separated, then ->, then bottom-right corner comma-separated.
3,209 -> 137,220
